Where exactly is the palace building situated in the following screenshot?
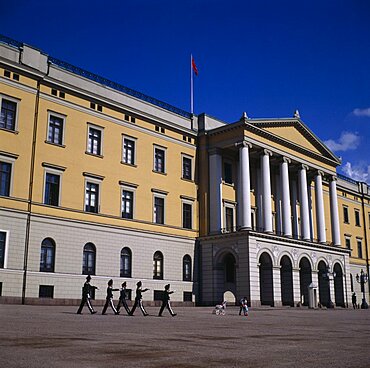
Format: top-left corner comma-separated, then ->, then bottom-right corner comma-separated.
0,35 -> 369,307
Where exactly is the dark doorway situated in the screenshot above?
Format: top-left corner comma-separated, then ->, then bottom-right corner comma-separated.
299,257 -> 312,306
224,253 -> 236,283
280,256 -> 294,306
259,252 -> 274,306
334,263 -> 345,307
318,261 -> 330,307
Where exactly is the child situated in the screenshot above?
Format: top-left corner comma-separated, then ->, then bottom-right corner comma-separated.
102,279 -> 120,315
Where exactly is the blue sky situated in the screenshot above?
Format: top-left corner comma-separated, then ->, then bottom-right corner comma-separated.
1,0 -> 369,182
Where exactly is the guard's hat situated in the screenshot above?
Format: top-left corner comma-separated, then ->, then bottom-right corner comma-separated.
165,284 -> 170,290
86,275 -> 91,281
122,281 -> 127,287
137,281 -> 142,287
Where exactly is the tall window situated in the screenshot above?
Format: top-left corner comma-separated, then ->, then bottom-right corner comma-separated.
44,173 -> 60,206
83,243 -> 96,275
87,127 -> 102,155
355,210 -> 360,226
0,161 -> 11,196
153,251 -> 163,279
0,231 -> 6,268
0,98 -> 17,130
183,202 -> 192,229
343,206 -> 349,223
225,206 -> 234,232
154,196 -> 164,224
85,182 -> 99,213
183,255 -> 192,281
357,240 -> 363,259
122,190 -> 134,219
182,157 -> 192,180
224,162 -> 233,184
154,147 -> 165,173
345,237 -> 351,250
123,138 -> 135,165
48,114 -> 64,145
120,247 -> 132,277
40,238 -> 55,272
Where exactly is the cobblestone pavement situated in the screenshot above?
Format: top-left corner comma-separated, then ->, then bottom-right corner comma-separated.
0,304 -> 369,368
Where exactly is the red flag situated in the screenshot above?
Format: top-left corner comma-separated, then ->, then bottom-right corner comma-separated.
192,57 -> 198,76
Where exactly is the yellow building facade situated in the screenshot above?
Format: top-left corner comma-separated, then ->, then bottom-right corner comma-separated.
0,36 -> 369,307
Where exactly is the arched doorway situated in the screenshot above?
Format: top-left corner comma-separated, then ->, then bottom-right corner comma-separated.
318,261 -> 330,307
299,257 -> 312,306
259,252 -> 274,306
280,256 -> 294,306
334,263 -> 345,307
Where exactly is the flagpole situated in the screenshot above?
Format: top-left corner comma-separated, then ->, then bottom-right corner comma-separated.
190,53 -> 194,115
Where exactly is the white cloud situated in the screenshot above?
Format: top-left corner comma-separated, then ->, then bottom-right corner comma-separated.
324,131 -> 360,152
353,108 -> 370,117
341,161 -> 370,184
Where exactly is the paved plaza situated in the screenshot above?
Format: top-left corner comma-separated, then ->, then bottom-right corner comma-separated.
0,304 -> 369,368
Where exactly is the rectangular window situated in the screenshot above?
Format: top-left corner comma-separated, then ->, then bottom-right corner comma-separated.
39,285 -> 54,298
357,240 -> 363,258
0,98 -> 17,131
355,210 -> 360,226
345,238 -> 351,250
122,137 -> 135,165
87,126 -> 102,155
0,231 -> 6,268
183,291 -> 192,302
0,161 -> 11,196
183,203 -> 192,229
154,290 -> 164,301
343,206 -> 349,223
154,196 -> 164,224
225,206 -> 234,232
154,147 -> 165,173
122,190 -> 134,219
44,173 -> 60,206
85,182 -> 99,213
224,162 -> 233,184
182,156 -> 192,180
47,114 -> 64,145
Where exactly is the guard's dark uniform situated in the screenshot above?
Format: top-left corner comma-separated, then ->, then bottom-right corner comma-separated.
77,275 -> 98,314
130,281 -> 149,316
116,282 -> 131,315
102,279 -> 119,315
158,284 -> 176,317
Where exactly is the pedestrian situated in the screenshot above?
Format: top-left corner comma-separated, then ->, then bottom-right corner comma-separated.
130,281 -> 149,316
102,279 -> 120,315
116,281 -> 131,315
239,296 -> 247,316
158,284 -> 177,317
77,275 -> 98,314
352,292 -> 357,309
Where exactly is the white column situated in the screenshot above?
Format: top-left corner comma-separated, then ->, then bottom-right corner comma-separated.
292,268 -> 301,305
238,142 -> 252,230
315,171 -> 326,244
329,274 -> 336,306
209,149 -> 222,234
273,266 -> 282,307
312,271 -> 319,306
280,157 -> 292,237
329,176 -> 341,246
261,149 -> 273,233
291,179 -> 299,239
299,164 -> 311,241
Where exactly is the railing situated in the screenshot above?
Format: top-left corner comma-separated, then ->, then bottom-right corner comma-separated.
337,173 -> 358,185
0,34 -> 22,48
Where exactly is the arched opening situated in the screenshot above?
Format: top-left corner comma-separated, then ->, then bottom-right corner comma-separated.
40,238 -> 56,272
334,263 -> 345,307
318,261 -> 330,307
153,251 -> 164,279
83,242 -> 96,275
120,247 -> 132,278
299,257 -> 312,306
280,255 -> 293,306
259,252 -> 274,306
183,254 -> 192,281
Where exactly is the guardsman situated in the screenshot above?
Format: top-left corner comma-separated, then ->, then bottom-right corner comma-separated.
116,281 -> 131,315
102,279 -> 120,315
130,281 -> 149,316
77,275 -> 98,314
158,284 -> 176,317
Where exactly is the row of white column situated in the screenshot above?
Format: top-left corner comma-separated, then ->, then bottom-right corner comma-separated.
209,143 -> 341,246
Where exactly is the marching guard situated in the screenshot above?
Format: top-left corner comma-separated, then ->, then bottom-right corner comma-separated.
130,281 -> 149,316
158,284 -> 176,317
102,279 -> 120,315
116,281 -> 131,315
77,275 -> 98,314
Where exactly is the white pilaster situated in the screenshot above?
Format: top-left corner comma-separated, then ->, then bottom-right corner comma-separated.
209,149 -> 222,234
292,268 -> 301,305
273,266 -> 282,307
238,142 -> 252,229
280,157 -> 292,237
315,171 -> 326,244
299,165 -> 311,241
261,149 -> 273,233
329,176 -> 341,246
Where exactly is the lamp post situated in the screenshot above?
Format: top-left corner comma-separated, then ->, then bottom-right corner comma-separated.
323,265 -> 335,308
356,270 -> 369,309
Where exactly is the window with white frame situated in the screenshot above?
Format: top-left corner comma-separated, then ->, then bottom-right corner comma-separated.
224,203 -> 235,232
40,238 -> 56,272
153,146 -> 166,173
345,236 -> 351,250
153,194 -> 165,224
182,155 -> 192,180
0,153 -> 17,197
223,161 -> 233,184
343,206 -> 349,224
355,210 -> 360,226
44,172 -> 61,206
47,112 -> 65,145
0,231 -> 7,268
182,201 -> 193,229
0,95 -> 19,131
121,189 -> 134,219
122,136 -> 136,165
85,181 -> 100,213
87,124 -> 103,156
357,239 -> 363,258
